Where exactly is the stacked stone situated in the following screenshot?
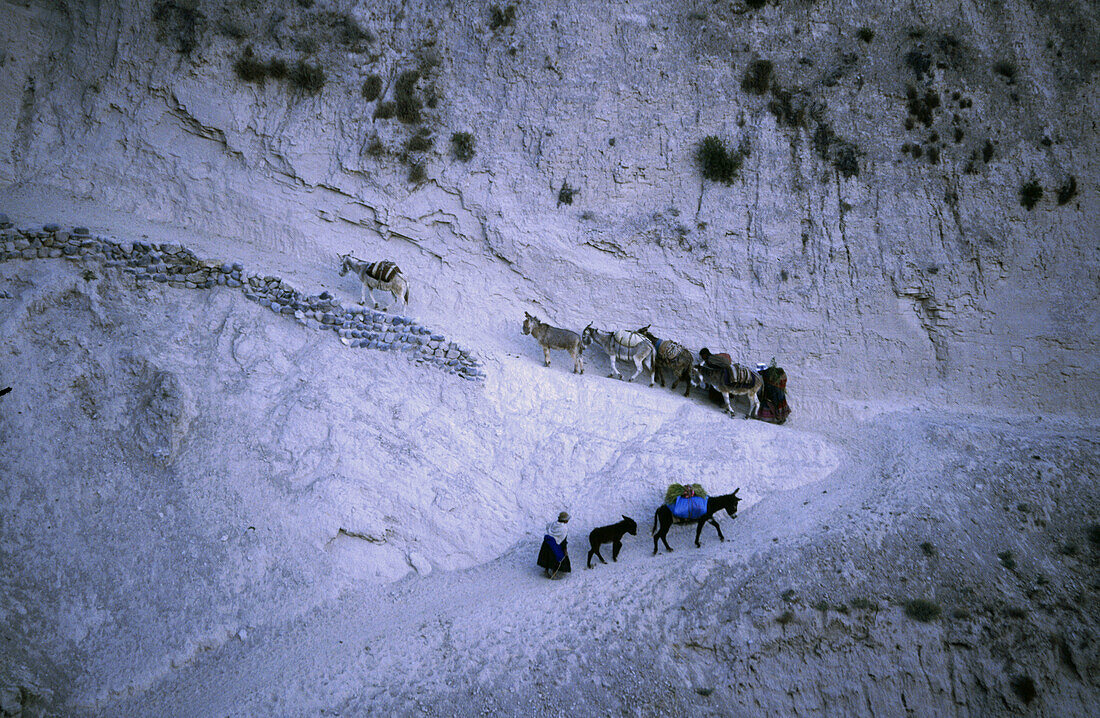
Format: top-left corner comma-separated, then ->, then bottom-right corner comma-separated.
0,219 -> 485,381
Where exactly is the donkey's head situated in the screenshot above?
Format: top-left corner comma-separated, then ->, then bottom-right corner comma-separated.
636,325 -> 656,343
622,515 -> 638,535
338,253 -> 351,276
522,312 -> 535,335
718,488 -> 741,518
581,323 -> 595,346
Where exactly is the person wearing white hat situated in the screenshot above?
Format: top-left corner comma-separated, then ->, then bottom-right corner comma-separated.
536,511 -> 571,578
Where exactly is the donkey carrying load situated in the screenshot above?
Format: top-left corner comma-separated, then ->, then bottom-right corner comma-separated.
338,254 -> 410,309
522,312 -> 584,373
694,348 -> 763,419
652,488 -> 740,554
581,325 -> 655,385
637,326 -> 694,397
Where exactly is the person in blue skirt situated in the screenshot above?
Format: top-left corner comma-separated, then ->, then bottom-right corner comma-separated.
537,511 -> 571,578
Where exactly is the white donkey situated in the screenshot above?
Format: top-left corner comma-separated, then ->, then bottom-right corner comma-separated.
581,324 -> 656,385
339,254 -> 410,309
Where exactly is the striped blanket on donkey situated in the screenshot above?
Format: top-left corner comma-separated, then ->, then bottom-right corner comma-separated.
665,483 -> 709,520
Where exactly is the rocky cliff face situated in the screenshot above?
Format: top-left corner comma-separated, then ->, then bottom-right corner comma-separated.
0,1 -> 1097,716
1,0 -> 1096,415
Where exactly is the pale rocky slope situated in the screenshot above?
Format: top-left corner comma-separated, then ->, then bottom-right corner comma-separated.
0,0 -> 1098,715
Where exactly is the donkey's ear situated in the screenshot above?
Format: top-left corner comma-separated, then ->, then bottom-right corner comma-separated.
733,488 -> 740,495
639,324 -> 650,333
623,515 -> 630,520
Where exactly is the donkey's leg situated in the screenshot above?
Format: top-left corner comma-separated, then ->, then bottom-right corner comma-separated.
571,348 -> 582,374
542,346 -> 552,368
626,356 -> 644,383
695,519 -> 706,547
711,517 -> 725,542
359,283 -> 368,305
608,355 -> 621,379
722,391 -> 735,417
611,540 -> 622,561
747,392 -> 759,419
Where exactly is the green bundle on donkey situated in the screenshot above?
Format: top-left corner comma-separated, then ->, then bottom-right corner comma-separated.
664,483 -> 708,506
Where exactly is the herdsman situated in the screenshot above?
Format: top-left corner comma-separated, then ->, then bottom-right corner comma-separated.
537,512 -> 571,578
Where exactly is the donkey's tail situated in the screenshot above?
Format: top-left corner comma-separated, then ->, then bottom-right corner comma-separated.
404,286 -> 410,305
651,508 -> 660,535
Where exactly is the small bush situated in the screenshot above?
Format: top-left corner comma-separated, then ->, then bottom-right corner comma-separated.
362,74 -> 382,101
1010,675 -> 1037,704
998,550 -> 1018,569
1057,176 -> 1078,205
408,163 -> 427,184
746,0 -> 767,9
927,146 -> 940,164
954,127 -> 964,143
489,4 -> 516,30
365,137 -> 386,157
920,542 -> 936,557
374,101 -> 396,119
266,58 -> 287,80
1060,542 -> 1078,556
451,132 -> 476,161
781,589 -> 798,603
557,181 -> 578,206
904,599 -> 942,622
857,27 -> 874,42
1087,523 -> 1100,546
153,0 -> 203,55
904,50 -> 932,77
853,593 -> 880,611
696,135 -> 746,184
741,60 -> 773,95
406,129 -> 433,153
982,139 -> 995,163
907,87 -> 940,127
326,11 -> 372,51
776,610 -> 795,625
833,142 -> 860,177
993,60 -> 1018,83
952,607 -> 971,619
395,95 -> 423,124
1005,605 -> 1028,619
811,600 -> 829,612
1019,181 -> 1043,211
289,60 -> 325,94
234,47 -> 269,83
768,87 -> 805,128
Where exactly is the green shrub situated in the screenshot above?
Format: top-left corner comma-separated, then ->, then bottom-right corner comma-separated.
768,87 -> 805,128
365,137 -> 386,157
982,139 -> 995,163
952,607 -> 971,619
1010,675 -> 1037,704
904,599 -> 942,622
1057,176 -> 1078,205
811,600 -> 829,612
234,47 -> 270,83
451,132 -> 476,161
489,4 -> 516,30
1019,181 -> 1042,211
926,145 -> 940,164
289,60 -> 325,94
998,550 -> 1018,569
741,60 -> 773,95
362,74 -> 383,101
776,610 -> 795,625
904,50 -> 932,77
746,0 -> 767,9
153,0 -> 203,55
374,101 -> 396,119
1005,605 -> 1028,619
408,163 -> 427,183
920,542 -> 936,557
406,129 -> 433,153
557,181 -> 578,206
696,135 -> 744,184
395,95 -> 422,124
993,60 -> 1017,83
857,27 -> 874,42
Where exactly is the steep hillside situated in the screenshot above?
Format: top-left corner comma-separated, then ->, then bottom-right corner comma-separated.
0,0 -> 1098,716
0,0 -> 1096,414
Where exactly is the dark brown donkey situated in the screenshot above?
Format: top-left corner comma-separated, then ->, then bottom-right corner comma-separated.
636,326 -> 694,396
652,490 -> 740,554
